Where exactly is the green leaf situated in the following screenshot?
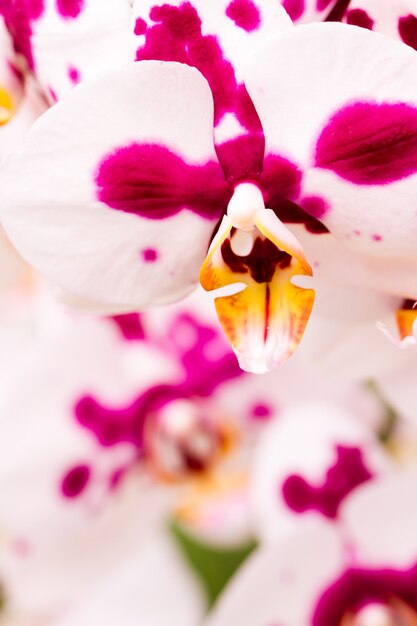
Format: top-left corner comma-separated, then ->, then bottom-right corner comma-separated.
170,519 -> 257,609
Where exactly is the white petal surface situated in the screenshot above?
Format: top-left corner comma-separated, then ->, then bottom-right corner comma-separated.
53,530 -> 205,626
341,471 -> 417,568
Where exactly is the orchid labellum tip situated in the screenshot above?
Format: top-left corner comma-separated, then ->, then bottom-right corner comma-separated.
200,183 -> 315,374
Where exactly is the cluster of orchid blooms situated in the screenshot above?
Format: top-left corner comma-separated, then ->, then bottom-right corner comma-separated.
1,0 -> 417,625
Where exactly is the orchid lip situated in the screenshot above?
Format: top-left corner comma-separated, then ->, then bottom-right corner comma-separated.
200,183 -> 315,374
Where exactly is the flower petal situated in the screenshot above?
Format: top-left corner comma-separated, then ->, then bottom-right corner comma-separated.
53,531 -> 205,626
243,23 -> 417,293
0,61 -> 228,312
251,401 -> 392,543
132,0 -> 291,182
4,0 -> 135,101
200,210 -> 314,373
341,471 -> 417,568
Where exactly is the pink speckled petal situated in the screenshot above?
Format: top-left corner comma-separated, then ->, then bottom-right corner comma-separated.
0,308 -> 175,616
244,24 -> 417,291
132,0 -> 291,181
280,0 -> 339,24
204,521 -> 345,626
5,0 -> 135,101
0,62 -> 226,313
251,402 -> 392,543
343,0 -> 417,49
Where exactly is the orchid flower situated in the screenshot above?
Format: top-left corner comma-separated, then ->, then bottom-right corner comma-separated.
205,470 -> 417,626
0,295 -> 267,622
2,8 -> 417,372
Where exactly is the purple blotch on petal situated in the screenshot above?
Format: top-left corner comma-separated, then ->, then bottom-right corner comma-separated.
300,196 -> 330,220
61,464 -> 90,498
225,0 -> 260,32
317,0 -> 333,10
282,445 -> 372,519
96,143 -> 231,221
346,8 -> 374,30
251,402 -> 273,420
56,0 -> 84,19
315,101 -> 417,184
398,14 -> 417,51
313,565 -> 417,625
68,65 -> 80,84
74,315 -> 242,450
142,247 -> 158,262
282,0 -> 304,21
111,313 -> 145,341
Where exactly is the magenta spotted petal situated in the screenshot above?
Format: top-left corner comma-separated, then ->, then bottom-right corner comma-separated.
244,22 -> 417,285
0,61 -> 225,311
342,0 -> 417,49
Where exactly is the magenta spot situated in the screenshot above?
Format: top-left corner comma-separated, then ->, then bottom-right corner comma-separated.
96,143 -> 230,221
225,0 -> 260,32
251,403 -> 273,420
346,8 -> 374,30
56,0 -> 84,19
315,101 -> 417,185
142,247 -> 158,262
74,315 -> 242,450
282,0 -> 304,21
300,196 -> 330,220
68,65 -> 80,84
372,233 -> 383,241
26,0 -> 44,20
134,17 -> 147,35
317,0 -> 333,10
354,229 -> 361,236
135,1 -> 265,181
398,14 -> 417,51
282,445 -> 372,519
61,464 -> 90,498
111,313 -> 145,341
313,565 -> 417,625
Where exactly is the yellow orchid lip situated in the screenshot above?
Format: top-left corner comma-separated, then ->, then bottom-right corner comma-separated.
0,86 -> 14,125
200,182 -> 315,374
